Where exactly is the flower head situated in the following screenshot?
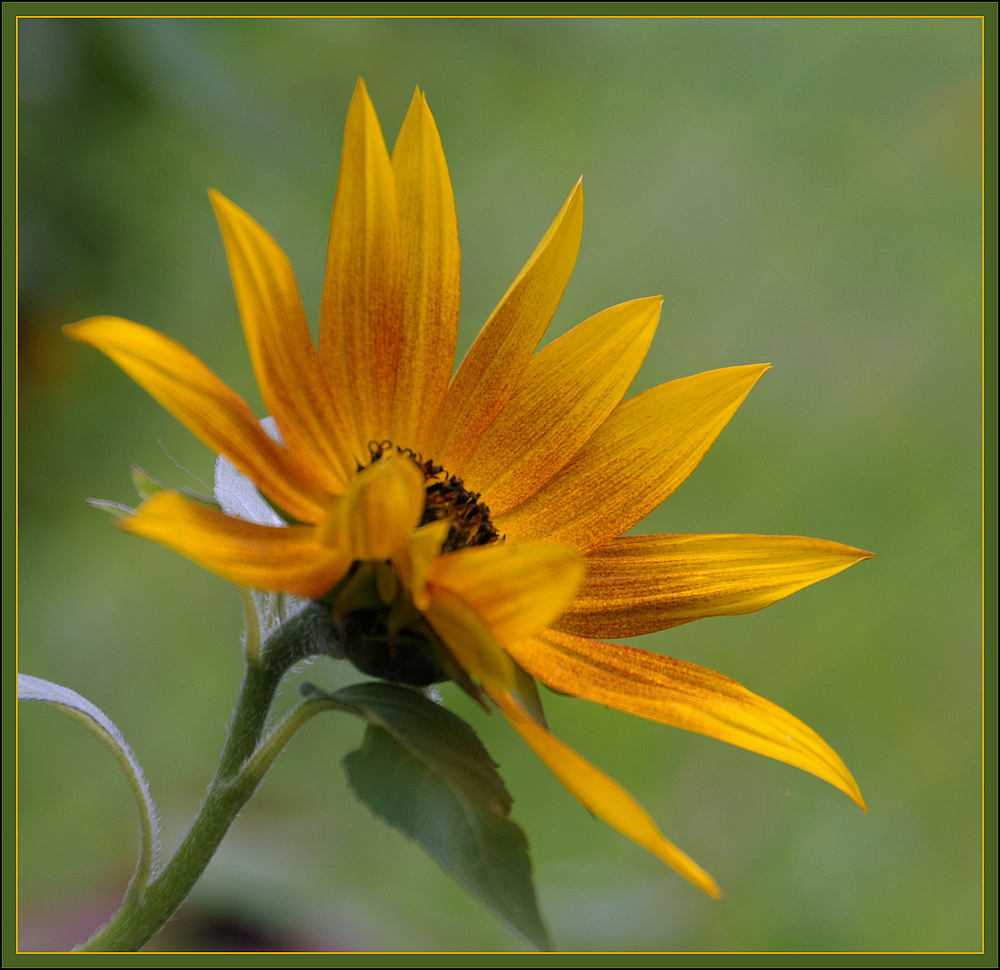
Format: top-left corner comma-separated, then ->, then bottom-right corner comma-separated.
66,80 -> 870,898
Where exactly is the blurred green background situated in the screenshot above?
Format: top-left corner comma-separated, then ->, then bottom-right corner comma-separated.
17,15 -> 982,953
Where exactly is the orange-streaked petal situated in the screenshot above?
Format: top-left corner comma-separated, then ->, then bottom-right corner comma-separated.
389,88 -> 461,453
318,450 -> 425,561
494,691 -> 721,898
509,630 -> 866,810
432,180 -> 584,473
210,190 -> 355,492
425,542 -> 584,645
120,491 -> 350,598
462,297 -> 661,516
320,79 -> 403,457
64,317 -> 327,523
558,534 -> 874,638
496,364 -> 770,552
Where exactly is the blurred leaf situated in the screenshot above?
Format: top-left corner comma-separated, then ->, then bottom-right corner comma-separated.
331,682 -> 550,951
85,497 -> 135,518
131,463 -> 218,509
130,463 -> 166,500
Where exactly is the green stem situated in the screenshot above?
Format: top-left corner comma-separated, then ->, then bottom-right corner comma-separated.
76,604 -> 341,953
243,697 -> 340,785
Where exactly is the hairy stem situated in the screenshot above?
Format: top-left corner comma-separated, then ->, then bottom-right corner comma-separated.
76,604 -> 340,952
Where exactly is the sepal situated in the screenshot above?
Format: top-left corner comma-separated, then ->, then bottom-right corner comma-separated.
86,497 -> 135,518
130,464 -> 166,500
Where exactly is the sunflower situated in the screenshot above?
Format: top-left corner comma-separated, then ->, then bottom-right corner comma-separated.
65,80 -> 870,898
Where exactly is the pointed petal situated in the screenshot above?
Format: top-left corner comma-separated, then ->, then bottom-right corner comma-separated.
508,630 -> 866,809
210,190 -> 355,492
64,317 -> 327,523
318,450 -> 425,561
419,542 -> 583,696
496,364 -> 770,552
120,491 -> 350,598
462,298 -> 661,515
390,88 -> 461,452
426,542 -> 584,645
432,180 -> 584,472
559,534 -> 874,638
423,586 -> 517,694
320,79 -> 403,456
494,692 -> 721,898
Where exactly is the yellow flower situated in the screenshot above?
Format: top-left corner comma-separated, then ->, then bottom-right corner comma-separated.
65,80 -> 870,899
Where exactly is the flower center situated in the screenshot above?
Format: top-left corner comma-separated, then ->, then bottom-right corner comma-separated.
334,442 -> 500,687
365,441 -> 501,553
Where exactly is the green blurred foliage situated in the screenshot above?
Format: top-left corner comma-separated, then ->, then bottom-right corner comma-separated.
18,16 -> 981,953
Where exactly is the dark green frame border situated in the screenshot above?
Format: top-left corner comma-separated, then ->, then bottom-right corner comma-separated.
3,3 -> 998,19
5,3 -> 994,966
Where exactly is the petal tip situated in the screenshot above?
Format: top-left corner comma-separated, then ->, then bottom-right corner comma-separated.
831,762 -> 867,811
350,77 -> 375,113
62,316 -> 113,344
837,543 -> 876,565
207,186 -> 232,211
404,85 -> 427,113
727,361 -> 773,387
208,188 -> 243,228
741,362 -> 772,388
844,776 -> 868,812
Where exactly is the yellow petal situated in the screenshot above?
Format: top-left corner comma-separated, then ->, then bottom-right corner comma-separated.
425,542 -> 584,645
494,691 -> 721,898
318,450 -> 426,561
422,585 -> 517,694
496,364 -> 770,552
462,298 -> 661,516
319,79 -> 403,456
209,190 -> 356,492
390,88 -> 461,453
120,491 -> 351,598
64,316 -> 327,523
558,534 -> 874,638
432,180 -> 584,473
394,519 -> 450,611
508,629 -> 866,810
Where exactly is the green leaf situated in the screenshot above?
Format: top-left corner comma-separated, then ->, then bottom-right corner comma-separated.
331,682 -> 550,951
18,673 -> 159,891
